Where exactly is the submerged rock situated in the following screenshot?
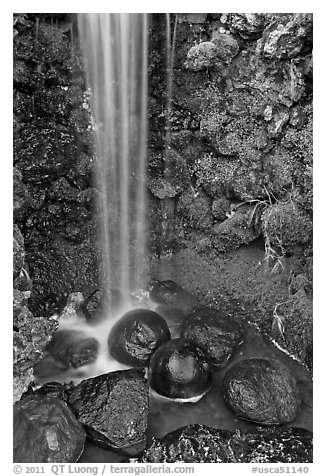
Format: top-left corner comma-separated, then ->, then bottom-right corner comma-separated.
180,307 -> 246,368
68,369 -> 149,453
46,329 -> 99,368
223,358 -> 301,425
132,424 -> 312,463
150,280 -> 198,314
108,309 -> 171,366
14,394 -> 86,463
148,338 -> 211,401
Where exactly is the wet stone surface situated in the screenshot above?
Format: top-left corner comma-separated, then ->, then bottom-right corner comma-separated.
108,309 -> 171,367
150,280 -> 199,314
132,424 -> 312,463
67,369 -> 149,454
222,357 -> 301,425
180,307 -> 246,368
46,329 -> 99,369
13,394 -> 86,463
148,338 -> 212,400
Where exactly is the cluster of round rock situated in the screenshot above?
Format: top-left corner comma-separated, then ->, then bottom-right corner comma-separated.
108,280 -> 301,426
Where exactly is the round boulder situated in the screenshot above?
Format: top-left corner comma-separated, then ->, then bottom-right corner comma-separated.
222,358 -> 301,425
14,394 -> 86,463
180,307 -> 246,368
108,309 -> 171,366
148,338 -> 212,401
46,329 -> 99,369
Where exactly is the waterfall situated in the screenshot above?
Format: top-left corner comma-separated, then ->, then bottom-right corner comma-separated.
78,14 -> 148,308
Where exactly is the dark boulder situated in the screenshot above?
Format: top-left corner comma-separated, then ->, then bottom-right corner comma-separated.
21,381 -> 75,403
13,394 -> 86,463
132,424 -> 312,463
244,426 -> 313,463
67,369 -> 149,454
80,288 -> 123,321
148,338 -> 211,401
108,309 -> 170,366
223,358 -> 301,425
46,329 -> 99,368
150,280 -> 198,314
133,424 -> 237,463
180,307 -> 246,368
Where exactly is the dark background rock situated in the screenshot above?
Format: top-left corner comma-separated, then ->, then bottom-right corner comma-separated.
223,358 -> 301,425
14,394 -> 86,463
150,280 -> 199,314
68,369 -> 149,453
181,307 -> 246,368
45,329 -> 99,368
108,309 -> 171,366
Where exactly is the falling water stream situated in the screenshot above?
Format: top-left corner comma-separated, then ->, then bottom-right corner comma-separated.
78,13 -> 148,306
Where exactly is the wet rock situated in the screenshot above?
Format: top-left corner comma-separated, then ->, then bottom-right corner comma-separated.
46,330 -> 99,368
134,424 -> 237,463
150,280 -> 199,314
13,166 -> 28,218
226,13 -> 265,39
256,14 -> 312,60
21,381 -> 75,403
68,369 -> 149,453
148,338 -> 211,401
181,307 -> 246,368
210,31 -> 239,64
108,309 -> 170,366
80,288 -> 121,321
14,394 -> 86,463
223,358 -> 301,425
245,426 -> 313,463
133,424 -> 312,463
13,225 -> 25,279
177,188 -> 212,231
211,204 -> 260,253
28,289 -> 69,318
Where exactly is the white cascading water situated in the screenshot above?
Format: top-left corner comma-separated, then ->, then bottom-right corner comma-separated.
36,14 -> 150,385
78,13 -> 148,306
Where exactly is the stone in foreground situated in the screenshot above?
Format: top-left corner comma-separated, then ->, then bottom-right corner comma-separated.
68,369 -> 149,454
222,357 -> 301,425
148,338 -> 211,401
108,308 -> 170,366
181,307 -> 246,368
131,424 -> 312,463
14,394 -> 86,463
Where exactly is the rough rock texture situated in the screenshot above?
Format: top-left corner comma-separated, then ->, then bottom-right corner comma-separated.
150,280 -> 199,314
223,358 -> 301,425
180,307 -> 246,368
108,309 -> 171,366
14,394 -> 86,463
68,369 -> 149,453
148,338 -> 211,400
45,329 -> 99,368
132,424 -> 312,463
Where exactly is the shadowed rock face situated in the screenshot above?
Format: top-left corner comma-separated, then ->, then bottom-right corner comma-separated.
148,338 -> 212,400
150,280 -> 199,314
68,369 -> 149,454
13,394 -> 86,463
222,357 -> 301,425
132,424 -> 312,463
180,307 -> 246,368
108,309 -> 171,367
